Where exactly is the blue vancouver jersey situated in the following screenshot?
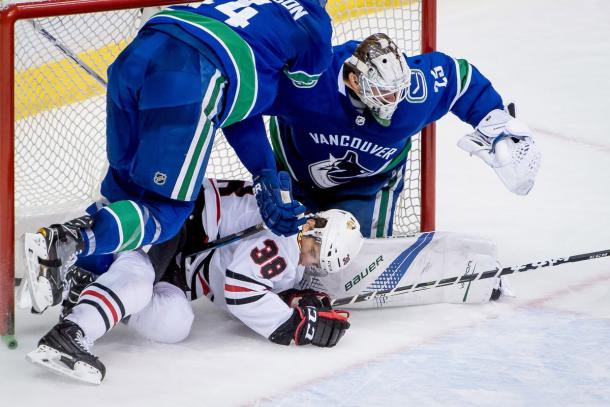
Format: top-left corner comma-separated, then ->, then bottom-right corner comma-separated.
144,1 -> 333,128
268,41 -> 504,197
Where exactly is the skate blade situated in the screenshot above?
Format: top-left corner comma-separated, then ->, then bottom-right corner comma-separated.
26,345 -> 102,385
23,233 -> 53,313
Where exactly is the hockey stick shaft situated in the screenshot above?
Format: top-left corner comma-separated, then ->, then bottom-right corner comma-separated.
331,248 -> 610,306
185,223 -> 266,259
184,179 -> 298,258
31,20 -> 108,88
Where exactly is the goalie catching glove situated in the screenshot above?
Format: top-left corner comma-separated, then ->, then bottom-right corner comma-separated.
269,305 -> 350,347
458,107 -> 541,195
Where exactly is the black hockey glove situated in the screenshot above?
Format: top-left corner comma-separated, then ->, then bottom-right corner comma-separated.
279,288 -> 332,309
269,306 -> 350,347
60,266 -> 95,320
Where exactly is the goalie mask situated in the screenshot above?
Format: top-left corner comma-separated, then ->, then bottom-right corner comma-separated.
301,209 -> 364,276
345,33 -> 410,126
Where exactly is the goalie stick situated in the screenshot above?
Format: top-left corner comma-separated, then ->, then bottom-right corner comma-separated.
28,6 -> 179,91
30,20 -> 108,88
330,248 -> 610,306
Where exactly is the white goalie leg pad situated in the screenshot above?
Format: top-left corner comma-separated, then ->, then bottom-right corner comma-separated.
395,232 -> 500,305
304,232 -> 501,308
458,109 -> 541,196
430,233 -> 500,304
127,282 -> 194,344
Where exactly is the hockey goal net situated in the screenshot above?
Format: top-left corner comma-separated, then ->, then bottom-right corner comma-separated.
0,0 -> 436,341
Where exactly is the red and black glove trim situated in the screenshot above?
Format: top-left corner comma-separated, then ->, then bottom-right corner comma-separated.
278,288 -> 332,309
268,305 -> 350,347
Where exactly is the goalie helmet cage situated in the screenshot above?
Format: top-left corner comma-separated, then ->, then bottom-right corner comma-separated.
0,0 -> 436,340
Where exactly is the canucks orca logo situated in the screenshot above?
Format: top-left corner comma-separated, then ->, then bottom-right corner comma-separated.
309,150 -> 374,188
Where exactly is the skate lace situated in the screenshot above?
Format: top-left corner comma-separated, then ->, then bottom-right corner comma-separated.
75,330 -> 94,354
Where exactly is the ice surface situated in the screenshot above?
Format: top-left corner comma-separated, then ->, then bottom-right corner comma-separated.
2,0 -> 610,405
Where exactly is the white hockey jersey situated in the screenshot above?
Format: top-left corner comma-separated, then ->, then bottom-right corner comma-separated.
184,179 -> 304,339
137,179 -> 500,345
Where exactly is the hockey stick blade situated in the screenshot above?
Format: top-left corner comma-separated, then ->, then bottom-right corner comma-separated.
331,248 -> 610,307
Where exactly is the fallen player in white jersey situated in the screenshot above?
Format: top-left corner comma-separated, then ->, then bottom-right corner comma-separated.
27,180 -> 510,384
26,179 -> 362,384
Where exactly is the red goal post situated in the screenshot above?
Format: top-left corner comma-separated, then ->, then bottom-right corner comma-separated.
0,0 -> 436,343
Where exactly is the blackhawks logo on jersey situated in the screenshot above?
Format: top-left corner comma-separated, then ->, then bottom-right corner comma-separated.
308,150 -> 374,188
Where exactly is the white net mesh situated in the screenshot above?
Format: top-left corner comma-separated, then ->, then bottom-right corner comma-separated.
11,0 -> 425,234
331,1 -> 424,235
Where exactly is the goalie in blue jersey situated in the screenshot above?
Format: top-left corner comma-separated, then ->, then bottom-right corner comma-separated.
23,1 -> 333,314
268,33 -> 542,238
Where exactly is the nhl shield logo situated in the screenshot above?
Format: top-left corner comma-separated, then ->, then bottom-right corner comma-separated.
154,171 -> 167,185
355,115 -> 366,126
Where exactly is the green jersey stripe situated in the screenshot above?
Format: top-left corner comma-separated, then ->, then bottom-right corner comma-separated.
118,201 -> 145,251
375,169 -> 401,238
457,59 -> 471,90
380,138 -> 412,174
177,119 -> 213,201
269,116 -> 299,181
104,200 -> 144,252
154,10 -> 258,127
376,188 -> 390,238
172,72 -> 223,201
204,76 -> 226,117
449,57 -> 473,110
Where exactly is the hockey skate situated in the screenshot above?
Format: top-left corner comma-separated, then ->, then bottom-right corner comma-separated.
23,216 -> 93,313
26,320 -> 105,385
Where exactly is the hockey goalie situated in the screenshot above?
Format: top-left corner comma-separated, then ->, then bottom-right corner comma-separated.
25,179 -> 508,384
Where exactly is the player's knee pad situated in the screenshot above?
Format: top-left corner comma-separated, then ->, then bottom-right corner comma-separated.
127,282 -> 194,344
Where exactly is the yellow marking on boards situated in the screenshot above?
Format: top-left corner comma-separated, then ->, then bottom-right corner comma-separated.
15,41 -> 127,120
328,0 -> 410,21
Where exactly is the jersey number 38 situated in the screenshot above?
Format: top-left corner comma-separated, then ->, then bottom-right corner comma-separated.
250,239 -> 287,279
